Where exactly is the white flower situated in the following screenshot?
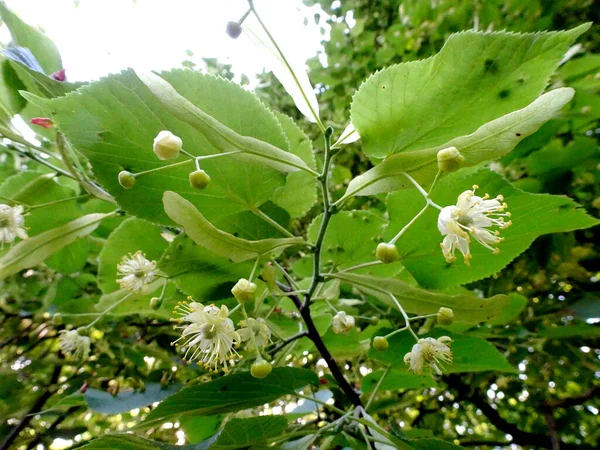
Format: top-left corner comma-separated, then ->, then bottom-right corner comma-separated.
153,130 -> 182,160
404,336 -> 452,375
437,186 -> 511,265
116,251 -> 156,293
332,311 -> 355,334
173,301 -> 240,372
59,329 -> 91,359
0,204 -> 28,245
238,317 -> 271,351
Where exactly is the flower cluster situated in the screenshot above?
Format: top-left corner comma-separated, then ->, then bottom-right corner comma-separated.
404,336 -> 452,375
0,204 -> 28,245
116,251 -> 157,293
238,317 -> 271,351
437,186 -> 511,265
59,329 -> 91,360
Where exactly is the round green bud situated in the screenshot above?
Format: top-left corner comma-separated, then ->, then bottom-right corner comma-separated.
226,21 -> 243,39
189,169 -> 211,189
376,243 -> 399,264
118,170 -> 136,189
150,297 -> 162,310
153,130 -> 182,160
52,313 -> 63,325
369,316 -> 380,326
373,336 -> 389,351
231,278 -> 257,303
437,307 -> 454,325
250,359 -> 272,379
437,146 -> 465,172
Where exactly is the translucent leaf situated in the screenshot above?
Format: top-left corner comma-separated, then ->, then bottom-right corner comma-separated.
332,122 -> 360,148
163,191 -> 306,263
340,88 -> 574,201
351,25 -> 589,158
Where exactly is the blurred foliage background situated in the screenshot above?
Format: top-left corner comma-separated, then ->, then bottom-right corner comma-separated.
1,0 -> 599,449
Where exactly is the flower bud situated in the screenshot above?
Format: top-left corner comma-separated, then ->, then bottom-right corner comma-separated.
231,278 -> 257,303
332,311 -> 355,334
250,359 -> 272,379
226,21 -> 243,39
369,316 -> 380,326
189,169 -> 211,189
153,130 -> 182,160
436,307 -> 454,325
150,297 -> 162,310
52,313 -> 63,325
376,243 -> 399,263
118,170 -> 136,189
373,336 -> 389,351
437,146 -> 464,172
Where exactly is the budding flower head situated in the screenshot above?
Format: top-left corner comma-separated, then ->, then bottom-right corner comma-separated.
58,329 -> 91,360
231,278 -> 257,303
404,336 -> 452,375
0,204 -> 28,245
251,359 -> 272,379
437,146 -> 464,172
150,297 -> 163,310
189,169 -> 211,189
437,307 -> 454,325
238,317 -> 271,351
226,21 -> 243,39
173,301 -> 240,372
373,336 -> 389,351
118,170 -> 136,189
437,186 -> 511,265
332,311 -> 355,334
375,242 -> 399,264
153,130 -> 182,160
116,251 -> 157,293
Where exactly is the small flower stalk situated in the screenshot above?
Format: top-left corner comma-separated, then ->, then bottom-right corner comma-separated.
153,130 -> 182,160
238,317 -> 271,351
0,204 -> 28,245
173,301 -> 240,371
116,251 -> 157,293
331,311 -> 355,334
404,336 -> 453,375
59,329 -> 91,360
437,186 -> 511,265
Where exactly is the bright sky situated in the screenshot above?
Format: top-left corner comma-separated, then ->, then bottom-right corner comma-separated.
1,0 -> 329,85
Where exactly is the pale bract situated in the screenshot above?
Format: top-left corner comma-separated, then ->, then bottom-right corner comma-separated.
116,251 -> 157,293
173,302 -> 240,371
437,186 -> 511,265
0,204 -> 28,245
404,336 -> 453,375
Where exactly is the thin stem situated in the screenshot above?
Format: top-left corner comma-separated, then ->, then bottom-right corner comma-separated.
389,293 -> 419,341
26,194 -> 90,211
0,196 -> 29,207
82,293 -> 132,330
248,258 -> 260,282
428,170 -> 442,195
389,203 -> 429,245
267,330 -> 308,355
295,392 -> 346,416
336,260 -> 383,274
250,207 -> 295,238
402,171 -> 444,211
7,144 -> 76,179
134,158 -> 194,176
272,260 -> 300,290
365,366 -> 390,411
248,1 -> 325,132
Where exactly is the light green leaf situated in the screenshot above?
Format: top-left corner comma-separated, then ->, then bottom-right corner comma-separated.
10,60 -> 80,98
330,272 -> 510,324
137,70 -> 315,175
163,191 -> 305,263
210,416 -> 288,449
341,88 -> 574,201
361,368 -> 437,392
272,112 -> 318,218
0,1 -> 62,74
385,168 -> 599,288
34,69 -> 293,227
351,25 -> 588,158
370,329 -> 515,374
0,213 -> 109,280
141,367 -> 318,427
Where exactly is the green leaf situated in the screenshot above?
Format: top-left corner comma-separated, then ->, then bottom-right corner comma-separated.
77,435 -> 194,450
210,416 -> 288,449
35,69 -> 293,227
159,234 -> 252,300
137,70 -> 315,175
0,1 -> 62,74
386,168 -> 600,288
361,368 -> 437,392
141,367 -> 318,427
163,191 -> 305,263
341,88 -> 574,201
9,59 -> 80,98
406,438 -> 464,450
330,272 -> 510,324
180,415 -> 223,445
488,294 -> 528,325
98,218 -> 168,294
370,329 -> 515,374
84,383 -> 181,415
0,213 -> 109,280
272,112 -> 318,218
351,25 -> 588,158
